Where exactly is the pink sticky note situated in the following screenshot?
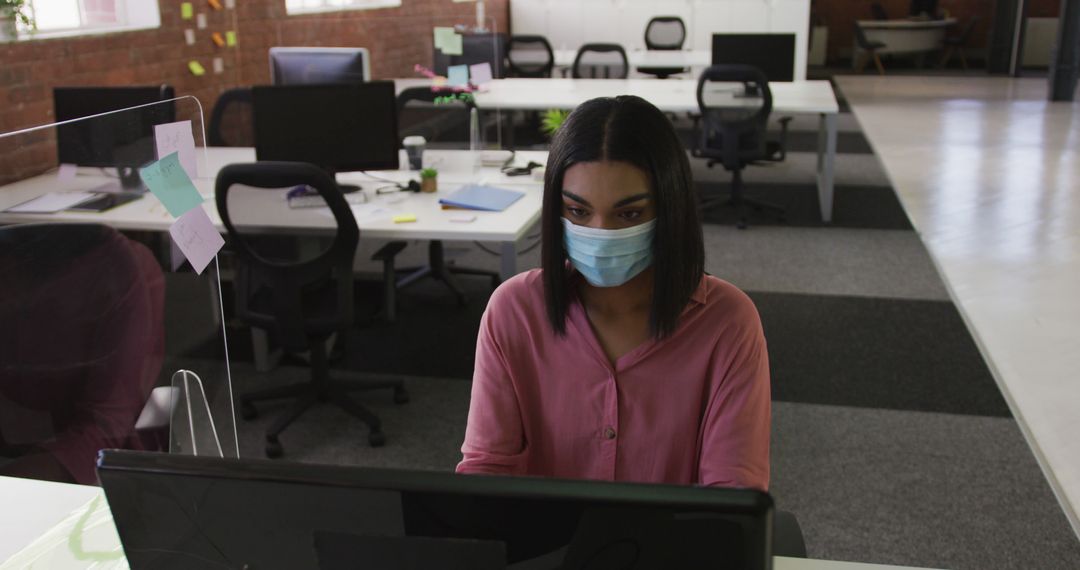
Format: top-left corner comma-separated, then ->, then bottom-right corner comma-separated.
469,62 -> 493,85
169,206 -> 224,275
155,120 -> 198,180
57,163 -> 77,180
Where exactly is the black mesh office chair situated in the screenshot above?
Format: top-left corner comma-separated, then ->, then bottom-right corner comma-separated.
506,34 -> 556,78
940,17 -> 979,70
572,43 -> 629,79
692,65 -> 790,229
639,16 -> 688,79
854,22 -> 886,75
216,162 -> 408,457
207,87 -> 254,147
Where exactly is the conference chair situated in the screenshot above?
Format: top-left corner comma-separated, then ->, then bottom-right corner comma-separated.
505,34 -> 556,78
940,17 -> 980,70
639,16 -> 688,79
572,43 -> 629,79
870,2 -> 889,20
854,22 -> 887,75
215,162 -> 408,457
207,87 -> 254,147
692,64 -> 791,229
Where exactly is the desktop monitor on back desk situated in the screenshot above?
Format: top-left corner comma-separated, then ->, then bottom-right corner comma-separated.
252,81 -> 399,186
711,34 -> 796,82
53,85 -> 176,169
269,47 -> 371,85
98,450 -> 775,570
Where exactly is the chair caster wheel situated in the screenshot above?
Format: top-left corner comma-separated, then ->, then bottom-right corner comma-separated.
393,387 -> 410,404
368,431 -> 386,447
241,401 -> 258,420
266,436 -> 283,458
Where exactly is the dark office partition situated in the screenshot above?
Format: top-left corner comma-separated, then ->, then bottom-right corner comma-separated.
433,32 -> 507,78
1049,0 -> 1080,100
988,0 -> 1025,74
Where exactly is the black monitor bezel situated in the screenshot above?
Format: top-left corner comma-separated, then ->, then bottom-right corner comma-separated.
710,33 -> 797,83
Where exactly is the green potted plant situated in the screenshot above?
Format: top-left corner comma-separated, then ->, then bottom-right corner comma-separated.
540,109 -> 570,138
0,0 -> 34,41
420,167 -> 438,193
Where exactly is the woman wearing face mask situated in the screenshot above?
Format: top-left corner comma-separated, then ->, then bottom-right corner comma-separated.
457,96 -> 770,491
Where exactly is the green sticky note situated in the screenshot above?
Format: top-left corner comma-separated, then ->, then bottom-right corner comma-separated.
188,60 -> 206,76
225,30 -> 237,47
181,2 -> 194,19
140,152 -> 205,217
433,27 -> 455,50
443,33 -> 463,56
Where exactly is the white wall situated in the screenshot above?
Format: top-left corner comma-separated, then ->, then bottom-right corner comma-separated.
510,0 -> 810,81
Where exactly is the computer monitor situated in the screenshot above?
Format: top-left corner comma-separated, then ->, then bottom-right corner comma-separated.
53,85 -> 176,168
711,34 -> 796,82
909,0 -> 938,17
98,450 -> 775,569
269,47 -> 371,85
252,81 -> 399,179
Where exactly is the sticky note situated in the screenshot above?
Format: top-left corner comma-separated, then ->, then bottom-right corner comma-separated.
432,76 -> 447,87
392,214 -> 417,223
224,0 -> 235,8
184,28 -> 195,45
208,0 -> 222,10
169,206 -> 224,275
181,2 -> 193,19
447,64 -> 469,87
469,62 -> 493,85
443,33 -> 463,56
211,32 -> 224,47
188,60 -> 206,76
225,30 -> 237,47
139,152 -> 204,217
196,13 -> 207,29
57,163 -> 77,181
433,27 -> 455,50
154,120 -> 198,180
212,57 -> 224,74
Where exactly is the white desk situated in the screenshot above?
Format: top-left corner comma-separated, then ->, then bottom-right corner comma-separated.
510,49 -> 713,71
0,475 -> 939,570
856,18 -> 957,57
471,78 -> 841,223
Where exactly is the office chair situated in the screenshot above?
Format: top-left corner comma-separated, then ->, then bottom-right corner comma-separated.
853,22 -> 887,75
572,43 -> 629,79
207,87 -> 254,147
639,16 -> 688,79
940,17 -> 979,70
870,2 -> 888,20
215,162 -> 408,457
506,34 -> 555,78
692,64 -> 791,229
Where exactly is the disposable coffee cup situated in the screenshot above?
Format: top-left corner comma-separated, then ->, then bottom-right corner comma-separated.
403,136 -> 426,170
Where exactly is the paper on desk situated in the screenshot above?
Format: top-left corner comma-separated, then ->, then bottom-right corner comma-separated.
469,62 -> 493,85
155,120 -> 198,179
447,65 -> 469,87
169,206 -> 224,275
4,192 -> 96,213
140,151 -> 204,217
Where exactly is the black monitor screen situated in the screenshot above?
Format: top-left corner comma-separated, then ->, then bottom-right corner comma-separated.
252,81 -> 399,173
711,34 -> 796,82
909,0 -> 938,16
269,47 -> 370,85
98,451 -> 774,570
53,86 -> 175,168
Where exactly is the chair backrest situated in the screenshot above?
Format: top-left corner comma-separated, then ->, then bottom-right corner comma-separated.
572,43 -> 629,79
695,64 -> 773,170
870,2 -> 888,20
215,162 -> 359,352
853,22 -> 874,49
645,16 -> 686,51
957,16 -> 980,42
207,87 -> 254,147
397,86 -> 474,148
506,34 -> 555,78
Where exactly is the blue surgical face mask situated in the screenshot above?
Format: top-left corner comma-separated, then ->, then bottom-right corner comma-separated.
562,218 -> 656,288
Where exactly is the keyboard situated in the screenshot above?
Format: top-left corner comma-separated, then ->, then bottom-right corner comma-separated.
288,191 -> 368,209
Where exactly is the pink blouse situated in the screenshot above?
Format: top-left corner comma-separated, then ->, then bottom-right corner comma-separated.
457,270 -> 770,490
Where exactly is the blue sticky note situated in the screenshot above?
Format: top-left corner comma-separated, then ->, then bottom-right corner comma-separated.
139,151 -> 204,217
447,64 -> 469,87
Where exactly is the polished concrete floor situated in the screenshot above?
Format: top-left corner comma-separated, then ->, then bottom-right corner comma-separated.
836,76 -> 1080,539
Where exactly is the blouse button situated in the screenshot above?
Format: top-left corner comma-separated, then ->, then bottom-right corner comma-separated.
603,427 -> 617,440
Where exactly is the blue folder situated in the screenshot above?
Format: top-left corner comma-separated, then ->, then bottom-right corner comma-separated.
438,184 -> 525,212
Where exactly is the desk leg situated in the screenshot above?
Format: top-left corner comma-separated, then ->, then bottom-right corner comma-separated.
500,241 -> 517,282
816,112 -> 837,223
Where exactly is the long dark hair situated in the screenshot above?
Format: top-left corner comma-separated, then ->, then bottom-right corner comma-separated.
541,95 -> 704,339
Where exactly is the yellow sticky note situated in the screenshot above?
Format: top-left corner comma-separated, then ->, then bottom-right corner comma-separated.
188,60 -> 206,76
225,30 -> 237,47
181,2 -> 194,19
211,32 -> 225,47
393,214 -> 417,224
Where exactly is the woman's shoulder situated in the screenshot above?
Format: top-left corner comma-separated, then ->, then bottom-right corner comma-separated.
695,275 -> 763,328
484,269 -> 547,321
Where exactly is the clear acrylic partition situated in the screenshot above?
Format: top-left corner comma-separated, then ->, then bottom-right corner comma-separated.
0,97 -> 239,488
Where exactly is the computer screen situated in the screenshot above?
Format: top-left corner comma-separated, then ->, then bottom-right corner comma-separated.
909,0 -> 938,17
711,34 -> 796,82
252,81 -> 399,174
269,47 -> 371,85
98,450 -> 774,570
53,85 -> 176,168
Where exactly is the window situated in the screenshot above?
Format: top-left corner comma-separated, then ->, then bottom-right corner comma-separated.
17,0 -> 159,38
284,0 -> 402,16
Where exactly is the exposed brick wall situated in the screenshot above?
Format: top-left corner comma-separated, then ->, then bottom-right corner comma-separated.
0,0 -> 508,185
